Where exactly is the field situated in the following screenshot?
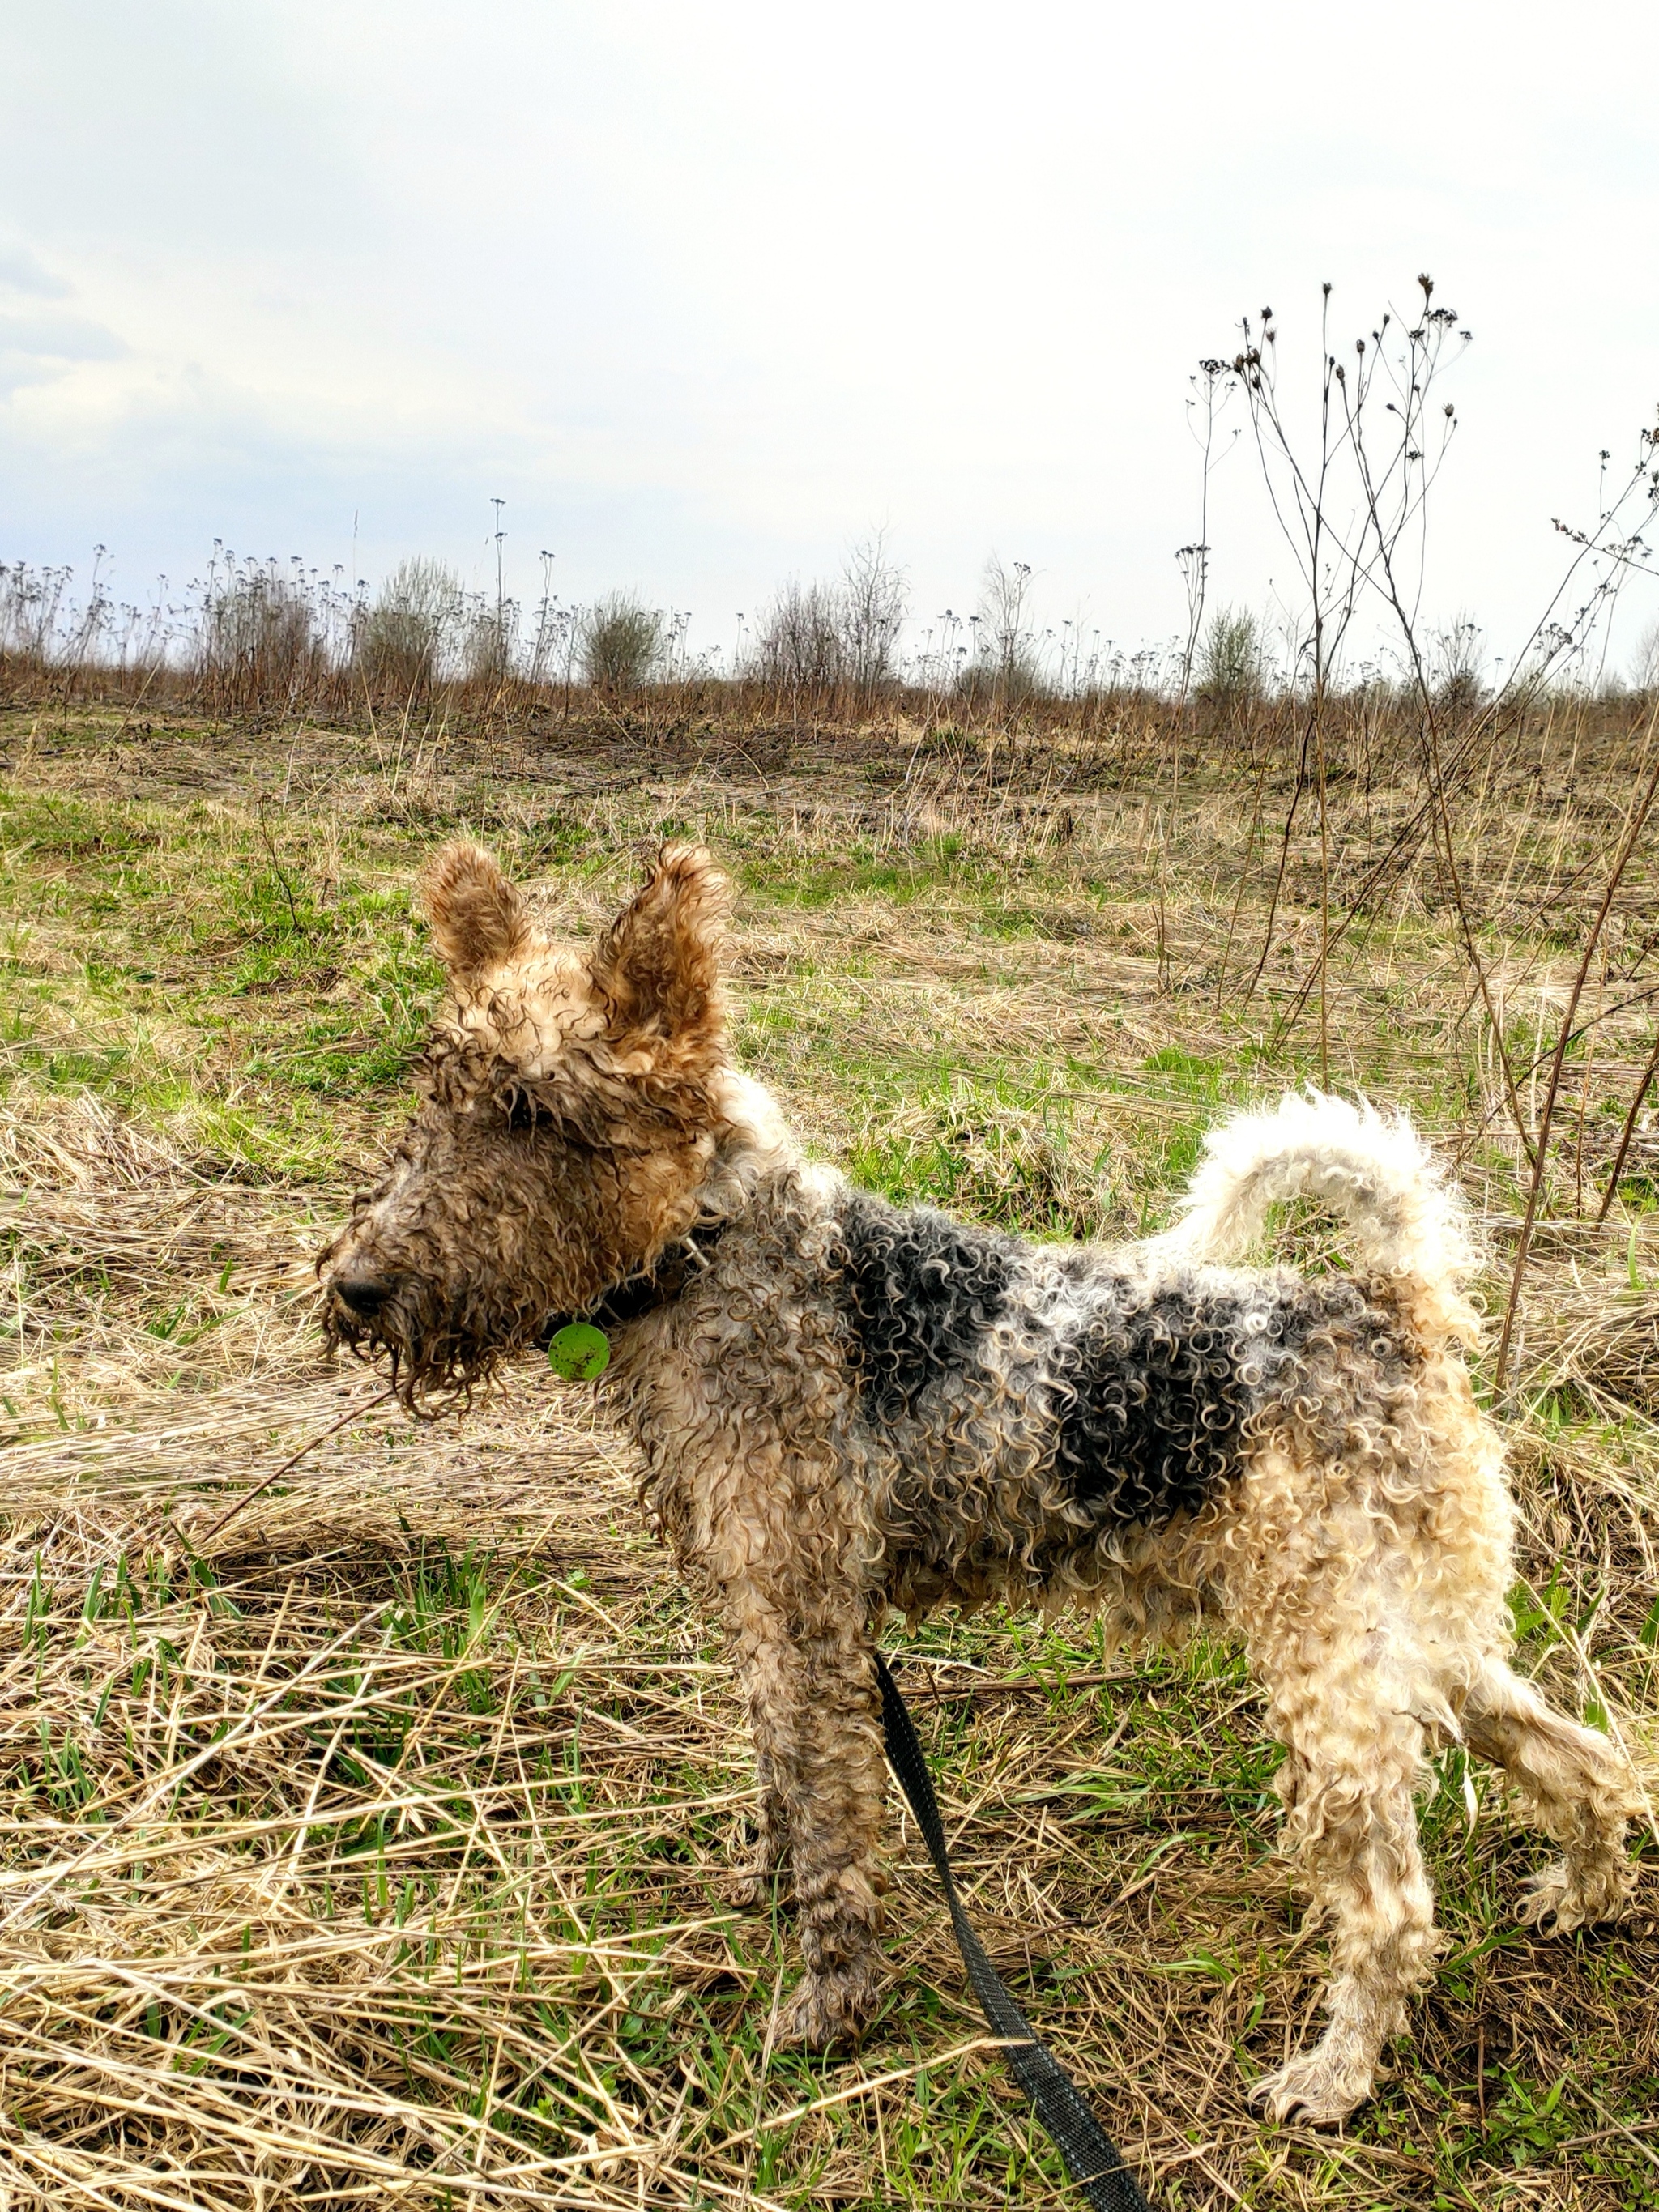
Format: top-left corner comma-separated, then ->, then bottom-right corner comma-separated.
2,691 -> 1657,2211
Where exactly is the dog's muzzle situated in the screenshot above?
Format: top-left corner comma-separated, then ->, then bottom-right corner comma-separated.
323,1268 -> 416,1364
322,1264 -> 507,1406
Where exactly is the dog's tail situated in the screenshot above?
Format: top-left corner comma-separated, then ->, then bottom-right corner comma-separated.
1145,1090 -> 1479,1344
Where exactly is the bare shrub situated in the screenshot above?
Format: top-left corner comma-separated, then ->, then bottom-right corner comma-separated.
837,532 -> 906,694
581,593 -> 663,691
0,562 -> 76,670
460,597 -> 518,689
356,557 -> 463,701
964,556 -> 1044,707
752,538 -> 906,705
1631,612 -> 1659,694
753,579 -> 843,690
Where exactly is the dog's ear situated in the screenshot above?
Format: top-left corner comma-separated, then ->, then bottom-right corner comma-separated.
421,842 -> 531,981
591,843 -> 729,1057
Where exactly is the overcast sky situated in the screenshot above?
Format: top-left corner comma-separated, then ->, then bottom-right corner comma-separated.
3,0 -> 1658,673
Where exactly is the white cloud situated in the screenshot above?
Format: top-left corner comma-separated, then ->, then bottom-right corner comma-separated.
0,245 -> 73,299
0,309 -> 127,397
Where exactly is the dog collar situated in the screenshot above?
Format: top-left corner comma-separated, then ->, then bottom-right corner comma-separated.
541,1218 -> 730,1380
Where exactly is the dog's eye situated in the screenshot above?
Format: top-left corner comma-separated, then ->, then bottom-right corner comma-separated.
501,1090 -> 542,1131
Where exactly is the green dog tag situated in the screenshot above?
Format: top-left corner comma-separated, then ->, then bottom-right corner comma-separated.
547,1323 -> 611,1381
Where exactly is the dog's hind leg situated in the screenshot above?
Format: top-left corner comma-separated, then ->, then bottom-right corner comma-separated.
731,1589 -> 887,2046
1245,1606 -> 1441,2125
1461,1654 -> 1638,1930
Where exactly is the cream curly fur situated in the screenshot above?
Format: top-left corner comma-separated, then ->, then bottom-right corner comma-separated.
322,843 -> 1640,2127
1144,1089 -> 1482,1345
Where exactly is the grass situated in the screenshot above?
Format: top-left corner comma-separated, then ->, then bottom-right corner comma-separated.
0,697 -> 1656,2209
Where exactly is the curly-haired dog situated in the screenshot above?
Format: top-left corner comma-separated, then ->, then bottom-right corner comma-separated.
322,841 -> 1638,2125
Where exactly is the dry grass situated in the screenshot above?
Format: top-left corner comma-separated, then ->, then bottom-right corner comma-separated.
1,701 -> 1657,2209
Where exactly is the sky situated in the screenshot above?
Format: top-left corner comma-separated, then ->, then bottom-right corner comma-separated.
3,0 -> 1658,675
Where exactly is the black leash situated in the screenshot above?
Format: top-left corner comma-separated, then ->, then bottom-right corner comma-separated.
875,1653 -> 1156,2212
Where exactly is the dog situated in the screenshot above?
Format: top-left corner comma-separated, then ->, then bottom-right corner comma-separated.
321,839 -> 1637,2125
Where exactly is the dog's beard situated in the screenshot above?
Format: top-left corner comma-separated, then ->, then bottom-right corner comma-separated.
322,1276 -> 541,1413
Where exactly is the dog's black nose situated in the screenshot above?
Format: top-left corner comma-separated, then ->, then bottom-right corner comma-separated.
335,1275 -> 393,1317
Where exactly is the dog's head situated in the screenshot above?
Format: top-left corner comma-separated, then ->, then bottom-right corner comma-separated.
320,840 -> 732,1403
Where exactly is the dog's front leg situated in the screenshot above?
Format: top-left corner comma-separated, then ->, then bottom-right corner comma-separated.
723,1586 -> 798,1908
730,1586 -> 887,2046
778,1616 -> 888,2046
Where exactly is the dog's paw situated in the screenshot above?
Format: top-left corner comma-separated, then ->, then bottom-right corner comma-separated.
770,1967 -> 878,2051
710,1822 -> 788,1913
1518,1854 -> 1636,1933
714,1867 -> 770,1911
1248,2048 -> 1374,2128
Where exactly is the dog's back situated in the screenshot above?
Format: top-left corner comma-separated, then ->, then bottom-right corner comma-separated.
824,1186 -> 1427,1619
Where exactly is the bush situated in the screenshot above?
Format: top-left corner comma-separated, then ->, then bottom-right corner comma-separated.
1195,606 -> 1266,718
581,594 -> 663,691
460,599 -> 518,688
356,558 -> 463,700
1631,613 -> 1659,695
